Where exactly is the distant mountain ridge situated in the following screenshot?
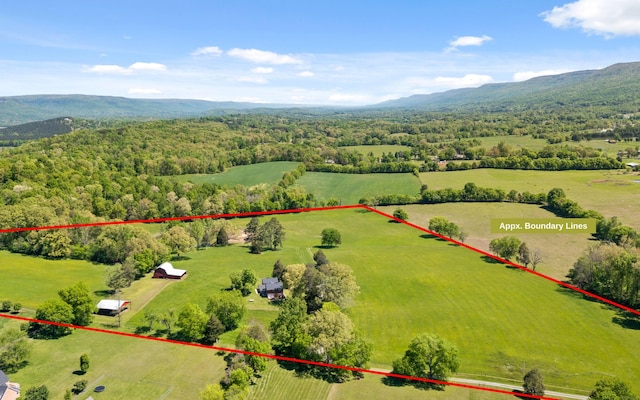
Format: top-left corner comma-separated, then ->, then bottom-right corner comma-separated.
373,62 -> 640,112
2,61 -> 640,126
0,95 -> 302,126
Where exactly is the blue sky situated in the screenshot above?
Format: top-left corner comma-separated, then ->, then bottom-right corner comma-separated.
2,0 -> 640,105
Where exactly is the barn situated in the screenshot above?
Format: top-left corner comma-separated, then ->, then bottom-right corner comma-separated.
96,299 -> 130,316
153,262 -> 187,279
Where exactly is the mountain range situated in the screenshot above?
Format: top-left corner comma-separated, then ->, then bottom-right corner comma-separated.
1,61 -> 639,126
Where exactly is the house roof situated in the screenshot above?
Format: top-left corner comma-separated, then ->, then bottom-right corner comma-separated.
262,277 -> 279,285
0,370 -> 8,385
156,262 -> 186,276
96,299 -> 130,311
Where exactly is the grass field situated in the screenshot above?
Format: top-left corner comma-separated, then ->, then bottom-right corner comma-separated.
296,172 -> 421,204
419,168 -> 640,230
339,145 -> 412,157
164,161 -> 301,187
3,208 -> 640,398
0,252 -> 108,309
379,203 -> 592,280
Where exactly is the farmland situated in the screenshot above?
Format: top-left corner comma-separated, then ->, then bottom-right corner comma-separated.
3,207 -> 639,398
296,172 -> 421,204
164,161 -> 302,187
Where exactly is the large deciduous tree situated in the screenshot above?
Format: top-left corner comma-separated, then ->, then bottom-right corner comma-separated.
321,228 -> 342,247
207,291 -> 246,331
589,377 -> 637,400
522,369 -> 544,397
489,236 -> 522,260
391,333 -> 459,386
29,299 -> 75,339
162,225 -> 196,258
58,282 -> 94,326
176,303 -> 208,342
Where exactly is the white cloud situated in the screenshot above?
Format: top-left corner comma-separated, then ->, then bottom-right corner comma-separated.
85,64 -> 128,74
512,69 -> 573,81
128,88 -> 162,94
227,48 -> 303,64
251,67 -> 274,74
190,46 -> 223,56
542,0 -> 640,36
297,71 -> 314,77
448,35 -> 493,49
85,62 -> 167,74
236,76 -> 269,84
129,62 -> 167,72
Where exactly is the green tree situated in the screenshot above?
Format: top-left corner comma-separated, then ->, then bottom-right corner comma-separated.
522,369 -> 544,397
29,298 -> 74,339
313,250 -> 329,266
0,329 -> 31,373
203,314 -> 225,345
23,385 -> 50,400
321,228 -> 342,247
12,303 -> 21,313
236,329 -> 271,374
80,353 -> 90,374
162,226 -> 196,258
207,291 -> 246,331
393,208 -> 409,221
1,300 -> 11,312
272,259 -> 286,280
391,333 -> 460,385
489,236 -> 522,260
176,303 -> 208,342
199,384 -> 225,400
64,389 -> 72,400
215,227 -> 229,247
270,296 -> 310,358
589,378 -> 637,400
105,262 -> 135,293
428,217 -> 460,238
230,269 -> 257,296
58,282 -> 94,326
72,380 -> 87,394
244,217 -> 260,242
517,242 -> 531,267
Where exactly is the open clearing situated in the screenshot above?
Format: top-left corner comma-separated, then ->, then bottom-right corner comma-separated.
164,161 -> 301,187
3,208 -> 640,397
296,172 -> 421,204
419,168 -> 640,230
339,144 -> 412,157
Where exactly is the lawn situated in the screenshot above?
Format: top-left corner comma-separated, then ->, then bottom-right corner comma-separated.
419,168 -> 640,230
296,172 -> 421,204
164,161 -> 302,187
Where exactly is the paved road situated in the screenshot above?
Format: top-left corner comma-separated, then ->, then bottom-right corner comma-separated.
450,377 -> 589,400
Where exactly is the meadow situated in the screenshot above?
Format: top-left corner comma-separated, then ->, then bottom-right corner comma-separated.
296,172 -> 421,204
164,161 -> 301,187
3,208 -> 640,398
339,144 -> 412,157
419,168 -> 640,230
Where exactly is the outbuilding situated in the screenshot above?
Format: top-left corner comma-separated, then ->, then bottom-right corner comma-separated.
0,370 -> 20,400
96,299 -> 130,316
153,262 -> 187,279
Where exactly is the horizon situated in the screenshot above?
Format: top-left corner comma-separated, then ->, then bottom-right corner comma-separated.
3,0 -> 640,105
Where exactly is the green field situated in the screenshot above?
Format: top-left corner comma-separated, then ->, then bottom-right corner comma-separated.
419,168 -> 640,230
296,172 -> 421,204
340,145 -> 412,157
3,208 -> 640,398
165,161 -> 302,187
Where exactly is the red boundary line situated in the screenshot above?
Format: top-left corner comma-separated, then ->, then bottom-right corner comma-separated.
1,203 -> 632,399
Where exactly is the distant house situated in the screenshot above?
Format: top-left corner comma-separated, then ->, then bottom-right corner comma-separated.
153,262 -> 187,279
96,299 -> 130,316
0,370 -> 20,400
258,277 -> 285,301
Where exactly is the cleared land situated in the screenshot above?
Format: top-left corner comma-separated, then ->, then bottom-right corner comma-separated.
164,161 -> 301,187
296,172 -> 421,204
339,145 -> 412,157
419,169 -> 640,230
379,203 -> 592,280
3,208 -> 640,397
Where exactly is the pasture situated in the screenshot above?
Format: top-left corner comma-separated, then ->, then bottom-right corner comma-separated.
164,161 -> 301,187
3,208 -> 640,397
419,168 -> 640,230
296,172 -> 421,204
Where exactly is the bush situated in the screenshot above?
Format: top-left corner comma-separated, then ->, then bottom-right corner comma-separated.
1,300 -> 12,312
72,380 -> 87,395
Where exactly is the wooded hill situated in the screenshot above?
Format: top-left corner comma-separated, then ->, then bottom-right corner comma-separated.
374,62 -> 640,113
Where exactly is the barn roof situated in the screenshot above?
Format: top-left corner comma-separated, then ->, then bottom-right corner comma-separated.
96,299 -> 130,311
156,262 -> 186,276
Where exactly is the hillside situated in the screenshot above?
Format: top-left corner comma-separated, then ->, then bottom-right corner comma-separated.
0,95 -> 304,126
374,61 -> 640,112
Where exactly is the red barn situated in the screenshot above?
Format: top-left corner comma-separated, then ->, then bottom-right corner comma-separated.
153,262 -> 187,279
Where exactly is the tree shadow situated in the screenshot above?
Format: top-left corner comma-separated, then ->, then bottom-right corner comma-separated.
93,290 -> 112,297
72,370 -> 86,376
419,234 -> 447,242
170,255 -> 192,261
612,311 -> 640,330
481,255 -> 503,264
312,245 -> 338,249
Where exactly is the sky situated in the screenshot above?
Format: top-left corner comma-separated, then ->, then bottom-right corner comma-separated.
2,0 -> 640,105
